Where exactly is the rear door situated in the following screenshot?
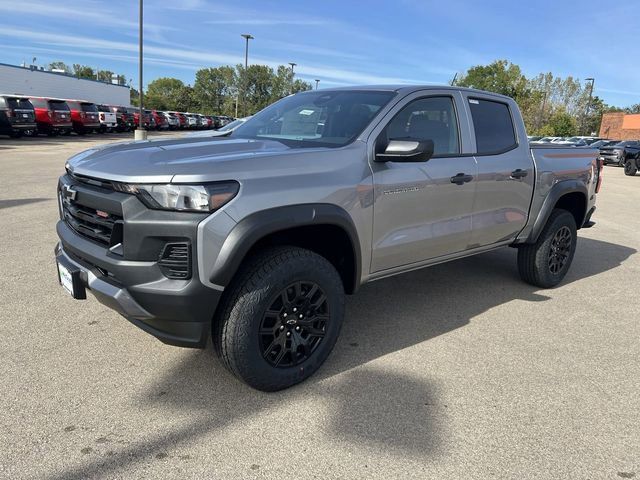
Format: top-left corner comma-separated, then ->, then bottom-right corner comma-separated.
460,94 -> 534,248
369,90 -> 478,272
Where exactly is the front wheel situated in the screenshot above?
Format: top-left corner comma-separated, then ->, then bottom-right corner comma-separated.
624,159 -> 638,176
517,209 -> 577,288
213,247 -> 345,391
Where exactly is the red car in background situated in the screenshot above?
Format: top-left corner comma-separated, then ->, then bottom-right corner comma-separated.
126,107 -> 150,129
147,109 -> 168,130
29,97 -> 72,136
65,100 -> 100,135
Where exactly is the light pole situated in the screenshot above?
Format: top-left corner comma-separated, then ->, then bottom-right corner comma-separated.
315,79 -> 320,90
583,77 -> 595,135
237,33 -> 254,118
135,0 -> 147,140
289,62 -> 297,94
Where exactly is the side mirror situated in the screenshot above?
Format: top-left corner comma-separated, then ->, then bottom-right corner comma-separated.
375,139 -> 434,162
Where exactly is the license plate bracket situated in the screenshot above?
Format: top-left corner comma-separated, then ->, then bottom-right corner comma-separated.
56,260 -> 87,299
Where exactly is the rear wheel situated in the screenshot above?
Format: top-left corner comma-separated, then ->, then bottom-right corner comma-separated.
213,247 -> 345,391
517,209 -> 577,288
624,159 -> 637,176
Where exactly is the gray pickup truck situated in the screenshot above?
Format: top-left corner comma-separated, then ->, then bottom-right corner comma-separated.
55,86 -> 601,390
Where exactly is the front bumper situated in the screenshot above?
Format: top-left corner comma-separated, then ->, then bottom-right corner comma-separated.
54,174 -> 222,348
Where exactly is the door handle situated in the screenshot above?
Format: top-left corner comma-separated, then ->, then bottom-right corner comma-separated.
510,169 -> 528,179
450,173 -> 474,185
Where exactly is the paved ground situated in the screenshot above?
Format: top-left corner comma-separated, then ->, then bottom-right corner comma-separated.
1,133 -> 638,479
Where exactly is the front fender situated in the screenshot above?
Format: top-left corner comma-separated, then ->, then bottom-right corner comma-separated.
205,203 -> 362,291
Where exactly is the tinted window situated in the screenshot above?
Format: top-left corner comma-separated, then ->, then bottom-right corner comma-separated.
49,100 -> 69,111
81,103 -> 98,113
97,104 -> 111,112
469,98 -> 517,154
6,98 -> 33,110
384,96 -> 460,155
233,90 -> 395,148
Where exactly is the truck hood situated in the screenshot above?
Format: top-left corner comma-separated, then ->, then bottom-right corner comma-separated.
66,136 -> 298,183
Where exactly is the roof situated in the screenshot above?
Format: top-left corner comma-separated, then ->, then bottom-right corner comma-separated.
305,84 -> 513,100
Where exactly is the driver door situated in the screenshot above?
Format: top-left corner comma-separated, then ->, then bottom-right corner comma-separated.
370,92 -> 477,273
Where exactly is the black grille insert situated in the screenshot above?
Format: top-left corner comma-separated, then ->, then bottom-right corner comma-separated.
61,195 -> 122,247
158,242 -> 191,280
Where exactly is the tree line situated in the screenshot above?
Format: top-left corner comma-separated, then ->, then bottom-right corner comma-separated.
133,64 -> 311,117
454,59 -> 640,136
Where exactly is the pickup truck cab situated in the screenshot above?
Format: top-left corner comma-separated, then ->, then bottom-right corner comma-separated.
55,86 -> 601,391
0,95 -> 36,138
29,97 -> 72,136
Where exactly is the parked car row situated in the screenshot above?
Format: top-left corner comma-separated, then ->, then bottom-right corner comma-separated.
0,93 -> 235,138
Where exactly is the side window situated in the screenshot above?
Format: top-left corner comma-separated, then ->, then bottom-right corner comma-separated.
468,98 -> 517,154
384,96 -> 460,156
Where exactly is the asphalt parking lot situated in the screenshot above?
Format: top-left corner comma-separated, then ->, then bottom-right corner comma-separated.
1,134 -> 638,480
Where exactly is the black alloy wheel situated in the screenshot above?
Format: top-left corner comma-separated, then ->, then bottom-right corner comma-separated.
548,226 -> 572,274
260,281 -> 329,368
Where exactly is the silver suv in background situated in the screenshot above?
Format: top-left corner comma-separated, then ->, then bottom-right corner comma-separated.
55,86 -> 601,391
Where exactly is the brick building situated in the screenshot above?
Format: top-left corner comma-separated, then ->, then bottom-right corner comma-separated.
599,113 -> 640,140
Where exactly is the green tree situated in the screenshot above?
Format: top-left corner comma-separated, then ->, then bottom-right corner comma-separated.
194,66 -> 237,115
72,64 -> 95,80
145,77 -> 193,111
547,109 -> 577,136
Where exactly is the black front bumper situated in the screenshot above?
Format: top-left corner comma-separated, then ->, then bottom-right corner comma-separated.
55,175 -> 222,348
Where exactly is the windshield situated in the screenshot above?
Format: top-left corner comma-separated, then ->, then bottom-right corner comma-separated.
232,90 -> 396,148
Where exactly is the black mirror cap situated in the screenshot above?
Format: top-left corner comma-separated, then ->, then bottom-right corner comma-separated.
375,139 -> 434,162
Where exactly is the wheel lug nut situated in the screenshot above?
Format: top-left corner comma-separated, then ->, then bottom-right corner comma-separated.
286,331 -> 291,337
293,307 -> 297,312
283,313 -> 287,318
280,325 -> 285,331
295,326 -> 300,331
299,314 -> 303,319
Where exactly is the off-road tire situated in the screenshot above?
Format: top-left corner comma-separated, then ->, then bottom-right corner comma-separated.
624,158 -> 638,176
213,246 -> 345,391
518,209 -> 577,288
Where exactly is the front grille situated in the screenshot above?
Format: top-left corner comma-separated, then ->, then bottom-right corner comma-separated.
61,195 -> 123,247
158,242 -> 191,280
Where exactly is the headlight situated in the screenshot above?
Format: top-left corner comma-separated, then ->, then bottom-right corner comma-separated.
113,181 -> 239,212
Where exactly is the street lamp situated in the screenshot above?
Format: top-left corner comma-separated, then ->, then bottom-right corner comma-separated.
289,62 -> 297,94
315,79 -> 320,90
135,0 -> 147,141
583,77 -> 595,135
237,34 -> 254,118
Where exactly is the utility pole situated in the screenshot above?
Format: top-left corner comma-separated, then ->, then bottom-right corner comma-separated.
583,77 -> 595,135
315,79 -> 320,90
237,34 -> 253,118
289,62 -> 297,94
135,0 -> 147,140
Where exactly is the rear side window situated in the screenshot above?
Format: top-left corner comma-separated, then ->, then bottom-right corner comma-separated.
469,98 -> 517,154
6,98 -> 33,110
97,105 -> 110,112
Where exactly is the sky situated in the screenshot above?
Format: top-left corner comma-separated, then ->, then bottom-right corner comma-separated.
0,0 -> 638,107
